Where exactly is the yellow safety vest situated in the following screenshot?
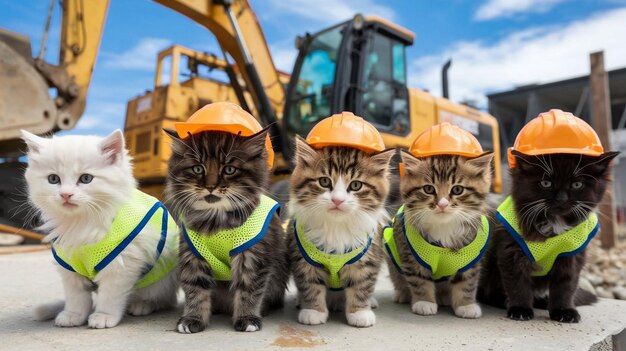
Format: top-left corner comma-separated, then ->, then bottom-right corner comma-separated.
496,196 -> 599,276
183,195 -> 279,281
52,189 -> 179,289
294,222 -> 373,290
383,205 -> 490,281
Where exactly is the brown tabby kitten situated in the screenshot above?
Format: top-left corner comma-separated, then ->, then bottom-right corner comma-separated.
288,136 -> 394,328
164,128 -> 288,333
388,152 -> 493,318
479,151 -> 618,323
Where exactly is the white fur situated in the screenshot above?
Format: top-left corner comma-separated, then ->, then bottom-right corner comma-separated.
412,301 -> 438,315
298,309 -> 329,325
454,303 -> 482,319
407,202 -> 479,249
289,176 -> 387,253
346,309 -> 376,327
23,130 -> 178,328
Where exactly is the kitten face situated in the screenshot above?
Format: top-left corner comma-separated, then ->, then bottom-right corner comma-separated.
290,136 -> 394,221
165,129 -> 269,232
400,152 -> 493,246
22,130 -> 134,219
511,150 -> 619,236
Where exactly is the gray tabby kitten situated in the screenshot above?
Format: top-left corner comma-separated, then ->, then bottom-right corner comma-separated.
288,136 -> 394,328
164,128 -> 288,333
386,152 -> 493,318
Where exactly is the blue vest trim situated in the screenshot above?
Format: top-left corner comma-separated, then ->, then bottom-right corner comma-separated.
229,203 -> 280,256
401,214 -> 432,272
51,245 -> 75,272
456,223 -> 490,274
496,211 -> 535,262
294,222 -> 324,268
383,225 -> 404,274
182,225 -> 203,259
141,205 -> 169,277
329,287 -> 344,292
346,236 -> 373,264
559,221 -> 600,257
94,202 -> 164,272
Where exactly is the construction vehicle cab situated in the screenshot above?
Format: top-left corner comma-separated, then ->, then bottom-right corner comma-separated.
284,15 -> 502,191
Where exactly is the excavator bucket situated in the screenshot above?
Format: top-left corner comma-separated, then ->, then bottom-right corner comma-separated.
0,29 -> 56,157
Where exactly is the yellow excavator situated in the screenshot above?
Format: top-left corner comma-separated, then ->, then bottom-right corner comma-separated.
0,0 -> 502,230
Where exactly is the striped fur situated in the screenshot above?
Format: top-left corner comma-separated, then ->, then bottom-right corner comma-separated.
387,151 -> 493,319
164,129 -> 288,333
288,136 -> 394,327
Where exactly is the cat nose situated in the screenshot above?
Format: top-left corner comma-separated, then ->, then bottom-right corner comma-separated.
556,191 -> 568,203
206,185 -> 216,193
60,193 -> 73,201
437,197 -> 449,210
331,197 -> 345,206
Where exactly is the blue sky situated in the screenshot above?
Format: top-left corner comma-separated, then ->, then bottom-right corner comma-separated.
2,0 -> 626,135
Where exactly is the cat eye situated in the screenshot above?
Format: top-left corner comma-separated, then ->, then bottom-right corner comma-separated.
450,185 -> 464,195
191,165 -> 204,175
540,180 -> 552,189
48,174 -> 60,184
571,181 -> 584,190
78,174 -> 93,184
348,181 -> 363,192
318,177 -> 332,188
223,166 -> 237,175
423,185 -> 436,195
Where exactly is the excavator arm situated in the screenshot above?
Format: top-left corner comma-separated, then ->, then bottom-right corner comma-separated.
0,0 -> 109,157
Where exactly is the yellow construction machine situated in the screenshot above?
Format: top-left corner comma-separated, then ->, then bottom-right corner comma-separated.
0,0 -> 502,231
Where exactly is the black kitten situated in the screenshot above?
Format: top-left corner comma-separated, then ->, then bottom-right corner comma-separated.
479,150 -> 619,323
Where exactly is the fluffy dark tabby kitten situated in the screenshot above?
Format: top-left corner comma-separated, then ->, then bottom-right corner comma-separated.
288,136 -> 394,328
164,128 -> 288,333
479,150 -> 619,323
387,152 -> 493,319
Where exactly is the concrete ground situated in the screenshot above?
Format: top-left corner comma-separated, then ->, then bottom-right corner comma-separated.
2,251 -> 626,351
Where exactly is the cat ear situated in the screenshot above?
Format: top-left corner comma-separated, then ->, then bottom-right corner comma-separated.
465,152 -> 494,169
400,149 -> 423,176
21,130 -> 46,154
100,129 -> 125,165
294,135 -> 318,167
585,151 -> 620,176
369,148 -> 396,171
465,152 -> 494,180
163,128 -> 187,155
511,149 -> 536,172
242,127 -> 270,158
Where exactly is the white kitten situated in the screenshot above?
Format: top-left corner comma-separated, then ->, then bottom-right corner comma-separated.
23,129 -> 179,329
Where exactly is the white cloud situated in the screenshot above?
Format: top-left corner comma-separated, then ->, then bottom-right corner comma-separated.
270,41 -> 298,72
102,38 -> 171,71
409,7 -> 626,109
75,102 -> 125,134
475,0 -> 564,21
266,0 -> 395,25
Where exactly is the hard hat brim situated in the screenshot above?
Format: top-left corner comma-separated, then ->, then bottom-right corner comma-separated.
174,122 -> 255,139
308,140 -> 384,153
411,150 -> 485,158
507,147 -> 604,168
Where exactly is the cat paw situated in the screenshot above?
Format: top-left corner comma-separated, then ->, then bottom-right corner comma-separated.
346,309 -> 376,328
412,301 -> 438,316
454,304 -> 482,319
176,317 -> 206,334
127,301 -> 155,316
234,315 -> 262,332
549,308 -> 580,323
393,289 -> 411,304
54,311 -> 87,327
298,309 -> 328,325
507,306 -> 534,321
370,297 -> 379,309
88,312 -> 122,329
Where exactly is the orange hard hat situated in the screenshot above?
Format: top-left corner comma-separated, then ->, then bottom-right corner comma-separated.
305,112 -> 385,153
507,109 -> 603,168
409,123 -> 484,158
174,102 -> 274,169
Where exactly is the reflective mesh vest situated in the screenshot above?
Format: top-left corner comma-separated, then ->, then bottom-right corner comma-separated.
294,222 -> 373,291
383,205 -> 490,282
183,195 -> 279,281
496,196 -> 599,276
52,189 -> 179,289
